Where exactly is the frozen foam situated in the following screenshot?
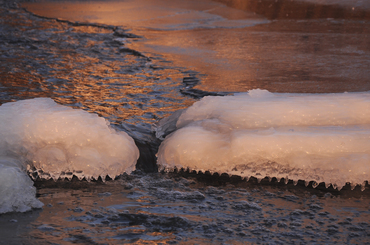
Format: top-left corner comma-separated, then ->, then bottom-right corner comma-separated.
0,98 -> 139,213
157,90 -> 370,190
0,98 -> 139,180
0,163 -> 43,213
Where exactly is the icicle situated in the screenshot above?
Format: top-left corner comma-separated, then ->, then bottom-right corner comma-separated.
361,182 -> 366,191
312,181 -> 319,188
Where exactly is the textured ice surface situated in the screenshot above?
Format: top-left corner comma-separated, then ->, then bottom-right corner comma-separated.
0,98 -> 139,180
157,89 -> 370,190
0,162 -> 43,214
0,98 -> 139,213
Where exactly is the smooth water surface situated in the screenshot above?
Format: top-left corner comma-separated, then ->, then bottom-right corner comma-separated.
23,0 -> 370,93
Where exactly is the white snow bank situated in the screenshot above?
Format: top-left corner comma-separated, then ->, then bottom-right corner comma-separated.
157,89 -> 370,190
0,98 -> 139,213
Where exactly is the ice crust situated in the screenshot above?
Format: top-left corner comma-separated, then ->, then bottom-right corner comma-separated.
157,89 -> 370,190
0,98 -> 139,213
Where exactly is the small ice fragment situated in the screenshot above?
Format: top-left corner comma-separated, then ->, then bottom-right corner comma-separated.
37,224 -> 55,231
309,204 -> 323,210
73,207 -> 84,213
324,193 -> 332,198
233,201 -> 262,211
98,192 -> 112,197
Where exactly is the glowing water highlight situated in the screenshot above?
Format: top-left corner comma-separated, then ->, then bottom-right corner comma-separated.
157,90 -> 370,190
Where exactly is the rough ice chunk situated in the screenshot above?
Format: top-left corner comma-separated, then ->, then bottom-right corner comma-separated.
0,98 -> 139,213
0,98 -> 139,180
0,163 -> 43,213
157,89 -> 370,190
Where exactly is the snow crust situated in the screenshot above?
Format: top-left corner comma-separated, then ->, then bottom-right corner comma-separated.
157,89 -> 370,190
0,98 -> 139,213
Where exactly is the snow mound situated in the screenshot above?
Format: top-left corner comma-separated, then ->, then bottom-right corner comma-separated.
157,89 -> 370,190
0,98 -> 139,213
0,98 -> 139,180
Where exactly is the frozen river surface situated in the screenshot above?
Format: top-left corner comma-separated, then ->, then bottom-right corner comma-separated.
0,0 -> 370,244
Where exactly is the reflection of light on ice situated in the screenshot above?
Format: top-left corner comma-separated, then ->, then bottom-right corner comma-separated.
157,89 -> 370,190
0,98 -> 139,213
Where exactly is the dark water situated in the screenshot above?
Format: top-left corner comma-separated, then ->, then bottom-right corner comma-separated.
1,0 -> 370,244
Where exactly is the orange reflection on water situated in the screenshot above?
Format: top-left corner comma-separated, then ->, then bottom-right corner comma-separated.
25,186 -> 175,244
213,0 -> 370,20
21,0 -> 370,94
1,4 -> 195,129
133,19 -> 370,93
